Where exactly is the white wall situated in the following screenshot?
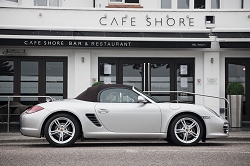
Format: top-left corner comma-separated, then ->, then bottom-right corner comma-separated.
203,51 -> 221,113
194,53 -> 204,105
1,8 -> 250,32
141,0 -> 160,9
68,50 -> 92,98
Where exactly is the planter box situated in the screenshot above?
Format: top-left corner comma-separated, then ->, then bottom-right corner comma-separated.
227,95 -> 243,128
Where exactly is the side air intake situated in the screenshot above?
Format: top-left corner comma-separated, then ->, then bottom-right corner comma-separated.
86,114 -> 102,127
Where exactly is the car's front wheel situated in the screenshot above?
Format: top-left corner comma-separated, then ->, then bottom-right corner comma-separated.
169,114 -> 203,146
44,113 -> 80,147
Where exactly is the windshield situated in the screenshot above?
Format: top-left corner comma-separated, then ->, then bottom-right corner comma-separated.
134,87 -> 161,103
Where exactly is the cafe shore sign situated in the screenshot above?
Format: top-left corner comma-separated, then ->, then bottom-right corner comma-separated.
99,15 -> 195,27
0,11 -> 215,48
0,39 -> 211,48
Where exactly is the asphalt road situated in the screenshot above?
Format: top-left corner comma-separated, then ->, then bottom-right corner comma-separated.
1,139 -> 250,166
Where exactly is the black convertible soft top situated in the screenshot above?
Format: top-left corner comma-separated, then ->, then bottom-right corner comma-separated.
75,84 -> 132,102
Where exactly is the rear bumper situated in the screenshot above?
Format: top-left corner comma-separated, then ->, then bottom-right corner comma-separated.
20,109 -> 50,138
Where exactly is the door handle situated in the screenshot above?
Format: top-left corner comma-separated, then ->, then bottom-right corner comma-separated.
148,63 -> 151,92
143,63 -> 146,91
98,109 -> 109,114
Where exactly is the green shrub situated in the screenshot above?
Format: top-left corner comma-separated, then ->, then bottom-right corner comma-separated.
226,82 -> 244,95
92,82 -> 104,86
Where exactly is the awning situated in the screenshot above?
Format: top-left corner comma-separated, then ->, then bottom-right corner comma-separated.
215,32 -> 250,48
0,29 -> 212,48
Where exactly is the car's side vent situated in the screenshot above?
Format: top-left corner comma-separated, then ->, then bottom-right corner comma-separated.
86,114 -> 102,127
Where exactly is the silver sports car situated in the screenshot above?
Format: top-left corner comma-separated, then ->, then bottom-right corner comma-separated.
20,84 -> 229,147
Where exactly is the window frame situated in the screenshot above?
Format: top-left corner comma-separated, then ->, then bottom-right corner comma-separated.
211,0 -> 220,9
109,0 -> 140,4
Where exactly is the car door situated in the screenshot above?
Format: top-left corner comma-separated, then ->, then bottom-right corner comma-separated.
95,88 -> 162,133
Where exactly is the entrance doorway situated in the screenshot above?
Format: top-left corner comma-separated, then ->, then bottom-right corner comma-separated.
99,58 -> 194,103
226,58 -> 250,121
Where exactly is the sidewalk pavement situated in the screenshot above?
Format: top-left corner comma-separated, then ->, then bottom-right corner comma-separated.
0,130 -> 250,144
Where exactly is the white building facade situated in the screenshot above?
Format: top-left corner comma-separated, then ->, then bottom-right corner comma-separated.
0,0 -> 250,122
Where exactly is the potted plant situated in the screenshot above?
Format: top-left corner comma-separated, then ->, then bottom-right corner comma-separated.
92,81 -> 104,87
226,82 -> 244,128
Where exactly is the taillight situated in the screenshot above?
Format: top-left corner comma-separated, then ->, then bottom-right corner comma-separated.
26,106 -> 44,114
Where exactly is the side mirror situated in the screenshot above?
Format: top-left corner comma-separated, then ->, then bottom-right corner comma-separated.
138,96 -> 147,103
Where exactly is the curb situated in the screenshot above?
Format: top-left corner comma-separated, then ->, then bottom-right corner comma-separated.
1,137 -> 250,144
0,131 -> 250,144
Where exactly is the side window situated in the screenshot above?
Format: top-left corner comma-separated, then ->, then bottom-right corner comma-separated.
99,88 -> 139,103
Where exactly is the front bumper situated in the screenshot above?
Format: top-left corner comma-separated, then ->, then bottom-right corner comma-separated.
206,117 -> 229,138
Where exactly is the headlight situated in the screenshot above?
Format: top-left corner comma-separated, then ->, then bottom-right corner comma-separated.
205,107 -> 220,117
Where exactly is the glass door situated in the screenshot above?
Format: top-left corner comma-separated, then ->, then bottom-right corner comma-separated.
120,59 -> 144,90
119,58 -> 176,102
46,62 -> 64,100
20,61 -> 39,105
226,58 -> 250,121
176,59 -> 195,103
147,59 -> 174,102
99,58 -> 194,102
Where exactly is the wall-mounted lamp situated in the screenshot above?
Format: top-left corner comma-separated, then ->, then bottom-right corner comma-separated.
186,15 -> 189,18
104,14 -> 107,18
146,14 -> 149,18
248,15 -> 250,18
124,14 -> 128,18
243,67 -> 246,71
166,14 -> 169,18
210,58 -> 214,63
39,13 -> 42,16
81,57 -> 84,62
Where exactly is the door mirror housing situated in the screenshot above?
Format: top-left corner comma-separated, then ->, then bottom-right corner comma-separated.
138,96 -> 147,103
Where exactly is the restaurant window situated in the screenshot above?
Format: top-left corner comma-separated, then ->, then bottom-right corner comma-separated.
109,0 -> 139,3
46,62 -> 64,100
0,57 -> 67,104
243,0 -> 250,9
5,0 -> 18,2
0,60 -> 14,97
162,0 -> 171,9
99,58 -> 118,84
194,0 -> 205,9
178,0 -> 189,9
34,0 -> 59,6
211,0 -> 220,9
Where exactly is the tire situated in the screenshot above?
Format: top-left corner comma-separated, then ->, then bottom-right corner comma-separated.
169,114 -> 203,146
44,113 -> 80,147
164,137 -> 174,144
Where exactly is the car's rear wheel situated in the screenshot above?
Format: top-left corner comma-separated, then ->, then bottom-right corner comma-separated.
169,114 -> 203,146
44,113 -> 80,147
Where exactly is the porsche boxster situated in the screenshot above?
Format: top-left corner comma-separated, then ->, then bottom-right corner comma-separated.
20,84 -> 229,147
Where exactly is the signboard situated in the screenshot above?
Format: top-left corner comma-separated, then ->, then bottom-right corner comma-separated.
207,78 -> 217,85
0,39 -> 211,48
